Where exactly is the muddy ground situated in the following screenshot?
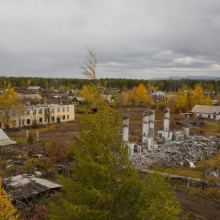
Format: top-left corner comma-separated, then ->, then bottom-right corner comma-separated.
175,189 -> 220,220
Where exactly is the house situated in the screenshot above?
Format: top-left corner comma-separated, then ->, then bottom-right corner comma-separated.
27,86 -> 42,92
151,91 -> 167,98
0,103 -> 75,129
0,129 -> 16,156
19,94 -> 42,101
100,95 -> 114,104
191,105 -> 220,120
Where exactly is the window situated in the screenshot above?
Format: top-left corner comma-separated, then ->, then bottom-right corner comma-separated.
57,107 -> 60,112
12,110 -> 16,116
52,116 -> 55,121
39,109 -> 42,114
208,115 -> 210,119
67,106 -> 69,112
45,118 -> 47,122
63,115 -> 65,120
214,115 -> 216,119
51,108 -> 55,113
67,115 -> 69,120
62,107 -> 65,112
39,118 -> 42,123
33,109 -> 36,115
199,114 -> 202,117
27,110 -> 30,115
27,119 -> 30,124
22,120 -> 24,125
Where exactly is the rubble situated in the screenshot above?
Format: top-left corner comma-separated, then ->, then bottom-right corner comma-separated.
176,120 -> 204,128
130,135 -> 220,169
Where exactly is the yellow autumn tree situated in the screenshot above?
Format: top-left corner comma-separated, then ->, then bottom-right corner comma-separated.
0,178 -> 19,220
135,83 -> 153,105
121,90 -> 135,106
0,83 -> 20,128
174,88 -> 188,113
192,85 -> 212,106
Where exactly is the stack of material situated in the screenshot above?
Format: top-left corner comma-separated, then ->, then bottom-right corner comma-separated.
3,174 -> 62,201
130,135 -> 220,169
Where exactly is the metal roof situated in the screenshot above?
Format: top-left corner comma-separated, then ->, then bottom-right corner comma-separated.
0,129 -> 16,146
191,105 -> 220,114
19,94 -> 42,100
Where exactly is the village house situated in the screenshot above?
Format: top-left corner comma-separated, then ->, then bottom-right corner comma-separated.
27,86 -> 42,92
191,105 -> 220,120
0,129 -> 16,156
0,103 -> 75,129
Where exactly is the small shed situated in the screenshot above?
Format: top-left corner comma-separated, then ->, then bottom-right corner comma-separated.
0,129 -> 16,156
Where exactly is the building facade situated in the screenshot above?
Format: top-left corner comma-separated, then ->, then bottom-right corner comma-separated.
191,105 -> 220,120
0,104 -> 75,129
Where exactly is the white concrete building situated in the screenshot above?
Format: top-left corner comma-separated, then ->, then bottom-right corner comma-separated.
191,105 -> 220,120
0,103 -> 75,129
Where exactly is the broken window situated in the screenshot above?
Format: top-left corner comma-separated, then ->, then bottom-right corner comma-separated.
63,115 -> 65,120
27,119 -> 30,124
39,118 -> 42,123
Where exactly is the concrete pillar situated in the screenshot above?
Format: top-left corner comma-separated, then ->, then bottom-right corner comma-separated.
164,108 -> 170,131
122,114 -> 129,143
142,111 -> 149,143
149,110 -> 155,136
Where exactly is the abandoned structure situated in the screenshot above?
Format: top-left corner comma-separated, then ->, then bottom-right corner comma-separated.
191,105 -> 220,120
0,129 -> 16,156
0,103 -> 75,129
123,108 -> 220,170
3,174 -> 61,205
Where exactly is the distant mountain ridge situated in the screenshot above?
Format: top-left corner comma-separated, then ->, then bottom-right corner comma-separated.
149,75 -> 220,80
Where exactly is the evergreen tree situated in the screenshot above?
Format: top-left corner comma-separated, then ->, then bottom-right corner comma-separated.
46,49 -> 184,220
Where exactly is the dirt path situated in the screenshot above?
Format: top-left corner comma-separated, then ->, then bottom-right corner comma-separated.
175,189 -> 220,220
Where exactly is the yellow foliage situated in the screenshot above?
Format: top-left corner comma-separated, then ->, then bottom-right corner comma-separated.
121,91 -> 135,106
174,85 -> 212,113
134,84 -> 153,104
0,178 -> 19,220
0,84 -> 21,127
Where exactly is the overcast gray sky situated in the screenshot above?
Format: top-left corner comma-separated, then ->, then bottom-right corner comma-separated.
0,0 -> 220,79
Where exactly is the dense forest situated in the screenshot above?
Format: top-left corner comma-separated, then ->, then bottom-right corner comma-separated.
0,76 -> 220,91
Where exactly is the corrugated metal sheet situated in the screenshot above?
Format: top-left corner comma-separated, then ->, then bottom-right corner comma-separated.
191,105 -> 220,114
0,129 -> 16,146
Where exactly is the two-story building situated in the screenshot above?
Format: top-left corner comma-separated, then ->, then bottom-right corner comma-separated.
0,103 -> 75,129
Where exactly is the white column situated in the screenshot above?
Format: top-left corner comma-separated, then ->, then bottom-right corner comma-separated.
122,114 -> 129,143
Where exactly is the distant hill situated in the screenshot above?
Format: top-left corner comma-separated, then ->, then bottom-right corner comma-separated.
149,75 -> 220,80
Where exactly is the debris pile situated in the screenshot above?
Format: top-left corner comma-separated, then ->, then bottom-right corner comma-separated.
130,135 -> 220,169
176,120 -> 204,128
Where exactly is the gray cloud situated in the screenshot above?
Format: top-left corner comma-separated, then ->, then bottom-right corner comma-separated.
0,0 -> 220,79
